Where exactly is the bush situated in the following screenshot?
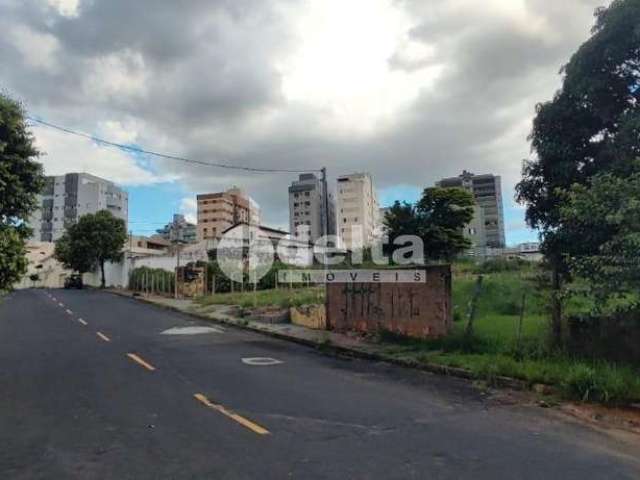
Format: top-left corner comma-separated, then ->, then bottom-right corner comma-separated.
474,258 -> 531,274
129,267 -> 174,294
561,363 -> 640,405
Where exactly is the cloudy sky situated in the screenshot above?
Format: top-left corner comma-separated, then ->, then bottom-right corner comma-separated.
1,0 -> 605,243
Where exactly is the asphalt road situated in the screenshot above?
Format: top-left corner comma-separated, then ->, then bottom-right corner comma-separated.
1,289 -> 638,479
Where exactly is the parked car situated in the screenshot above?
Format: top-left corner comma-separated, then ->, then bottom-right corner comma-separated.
64,274 -> 83,289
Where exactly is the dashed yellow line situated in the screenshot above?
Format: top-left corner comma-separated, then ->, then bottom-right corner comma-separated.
96,332 -> 111,343
77,318 -> 88,326
126,353 -> 156,371
194,393 -> 270,436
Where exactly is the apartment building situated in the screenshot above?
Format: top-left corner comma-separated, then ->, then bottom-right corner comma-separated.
288,173 -> 336,243
437,170 -> 506,248
29,173 -> 128,242
464,205 -> 487,255
196,187 -> 258,241
336,173 -> 379,250
156,214 -> 197,244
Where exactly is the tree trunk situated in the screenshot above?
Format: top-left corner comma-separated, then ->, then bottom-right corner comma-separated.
100,259 -> 106,289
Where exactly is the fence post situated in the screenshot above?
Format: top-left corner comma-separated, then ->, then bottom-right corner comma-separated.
253,272 -> 258,307
516,291 -> 527,355
465,275 -> 484,337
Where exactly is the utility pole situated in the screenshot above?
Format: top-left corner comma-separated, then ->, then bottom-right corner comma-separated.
321,167 -> 331,266
321,167 -> 329,238
174,241 -> 181,299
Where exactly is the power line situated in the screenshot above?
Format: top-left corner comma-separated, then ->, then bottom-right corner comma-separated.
27,116 -> 321,175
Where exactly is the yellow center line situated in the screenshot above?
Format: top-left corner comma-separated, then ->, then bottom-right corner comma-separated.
96,332 -> 111,342
77,318 -> 88,326
127,353 -> 156,371
194,393 -> 270,436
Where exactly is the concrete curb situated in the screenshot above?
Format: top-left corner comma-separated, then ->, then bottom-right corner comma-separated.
109,289 -> 542,394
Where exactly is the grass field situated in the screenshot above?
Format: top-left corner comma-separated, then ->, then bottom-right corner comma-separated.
384,271 -> 640,404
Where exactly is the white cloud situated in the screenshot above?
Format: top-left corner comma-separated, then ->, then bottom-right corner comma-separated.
84,50 -> 147,101
48,0 -> 80,17
179,197 -> 197,224
32,125 -> 175,186
7,25 -> 59,72
279,0 -> 443,135
97,120 -> 139,144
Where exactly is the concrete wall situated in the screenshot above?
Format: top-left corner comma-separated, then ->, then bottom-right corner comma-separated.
290,305 -> 326,330
83,261 -> 128,288
325,265 -> 452,339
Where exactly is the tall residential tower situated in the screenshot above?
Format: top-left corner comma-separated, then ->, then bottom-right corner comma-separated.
156,214 -> 197,244
196,187 -> 259,241
336,172 -> 379,250
29,173 -> 128,242
288,173 -> 336,243
437,170 -> 506,248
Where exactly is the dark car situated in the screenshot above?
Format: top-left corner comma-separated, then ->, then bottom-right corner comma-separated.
64,274 -> 83,289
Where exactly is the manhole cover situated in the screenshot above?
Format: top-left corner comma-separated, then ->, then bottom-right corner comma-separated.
161,326 -> 224,335
241,357 -> 283,366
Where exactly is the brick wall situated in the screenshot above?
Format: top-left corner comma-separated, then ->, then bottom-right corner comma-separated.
325,265 -> 452,339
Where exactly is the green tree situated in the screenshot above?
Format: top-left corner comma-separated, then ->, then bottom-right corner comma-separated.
55,210 -> 127,288
417,187 -> 475,261
0,94 -> 44,291
515,0 -> 640,341
384,187 -> 475,262
560,170 -> 640,311
0,225 -> 30,290
383,201 -> 420,237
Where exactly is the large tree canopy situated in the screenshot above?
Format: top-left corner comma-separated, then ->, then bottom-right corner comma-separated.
54,210 -> 128,288
0,94 -> 43,291
515,0 -> 640,340
560,170 -> 640,310
517,0 -> 640,244
384,187 -> 474,262
0,95 -> 43,224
